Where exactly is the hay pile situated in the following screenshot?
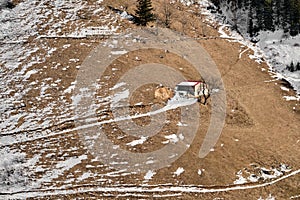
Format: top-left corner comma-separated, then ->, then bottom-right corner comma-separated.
154,86 -> 174,103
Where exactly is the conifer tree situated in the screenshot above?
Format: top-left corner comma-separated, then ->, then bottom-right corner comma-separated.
292,62 -> 295,72
248,5 -> 255,37
209,0 -> 300,37
135,0 -> 155,26
290,0 -> 300,36
274,0 -> 282,28
283,0 -> 292,33
289,62 -> 295,72
296,62 -> 300,71
263,1 -> 274,31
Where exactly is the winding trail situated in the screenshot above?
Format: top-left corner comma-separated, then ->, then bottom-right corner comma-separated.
1,168 -> 300,198
0,97 -> 196,146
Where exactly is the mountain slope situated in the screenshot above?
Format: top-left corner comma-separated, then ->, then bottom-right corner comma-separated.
0,0 -> 299,199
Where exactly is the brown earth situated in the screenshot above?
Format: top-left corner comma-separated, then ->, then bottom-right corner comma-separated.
6,0 -> 300,199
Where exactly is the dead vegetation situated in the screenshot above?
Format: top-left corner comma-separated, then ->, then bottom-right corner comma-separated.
1,0 -> 300,199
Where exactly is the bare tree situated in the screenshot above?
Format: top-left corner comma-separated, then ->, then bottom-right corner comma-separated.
196,12 -> 207,37
230,0 -> 238,31
122,1 -> 129,11
162,0 -> 172,28
180,16 -> 188,35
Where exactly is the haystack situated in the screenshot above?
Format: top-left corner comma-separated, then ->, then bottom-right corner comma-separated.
154,86 -> 174,103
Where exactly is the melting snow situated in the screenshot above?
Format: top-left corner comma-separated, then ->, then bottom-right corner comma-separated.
258,194 -> 276,200
144,170 -> 156,181
197,169 -> 202,176
177,122 -> 187,126
234,164 -> 292,185
0,0 -> 121,195
110,82 -> 126,90
280,86 -> 290,91
111,89 -> 129,107
164,134 -> 179,144
174,167 -> 185,176
234,170 -> 247,185
56,155 -> 87,169
111,50 -> 128,55
283,96 -> 300,101
126,136 -> 148,147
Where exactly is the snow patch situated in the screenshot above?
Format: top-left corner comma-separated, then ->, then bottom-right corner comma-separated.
234,170 -> 247,185
144,170 -> 156,181
174,167 -> 185,176
126,136 -> 148,146
164,134 -> 179,144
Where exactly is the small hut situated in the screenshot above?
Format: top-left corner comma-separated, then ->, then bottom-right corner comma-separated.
175,81 -> 209,98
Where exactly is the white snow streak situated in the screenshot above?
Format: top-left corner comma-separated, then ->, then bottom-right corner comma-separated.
2,168 -> 300,198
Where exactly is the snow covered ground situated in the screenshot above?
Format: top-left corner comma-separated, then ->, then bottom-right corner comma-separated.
0,0 -> 121,194
197,0 -> 300,98
258,30 -> 300,96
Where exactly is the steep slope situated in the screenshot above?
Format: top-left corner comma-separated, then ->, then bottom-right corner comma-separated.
206,0 -> 300,96
0,0 -> 299,199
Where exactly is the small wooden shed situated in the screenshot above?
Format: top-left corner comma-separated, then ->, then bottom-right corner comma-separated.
175,81 -> 208,98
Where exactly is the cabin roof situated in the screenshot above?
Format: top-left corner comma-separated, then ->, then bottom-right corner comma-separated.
176,81 -> 201,87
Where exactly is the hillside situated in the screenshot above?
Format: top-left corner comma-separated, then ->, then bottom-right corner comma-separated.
0,0 -> 299,199
207,0 -> 300,96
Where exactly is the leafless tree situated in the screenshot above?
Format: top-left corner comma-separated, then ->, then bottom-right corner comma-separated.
230,0 -> 238,31
162,0 -> 172,28
180,16 -> 188,35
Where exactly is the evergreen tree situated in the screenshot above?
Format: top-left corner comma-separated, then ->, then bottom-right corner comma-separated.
262,1 -> 274,31
135,0 -> 155,26
273,0 -> 283,28
288,61 -> 295,72
296,62 -> 300,71
210,0 -> 300,37
283,0 -> 292,33
248,5 -> 255,37
250,0 -> 263,32
290,0 -> 300,36
231,0 -> 239,31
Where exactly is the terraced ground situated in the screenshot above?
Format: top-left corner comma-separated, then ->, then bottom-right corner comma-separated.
0,0 -> 299,199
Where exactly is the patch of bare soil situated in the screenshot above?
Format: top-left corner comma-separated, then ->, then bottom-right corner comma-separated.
226,92 -> 254,127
